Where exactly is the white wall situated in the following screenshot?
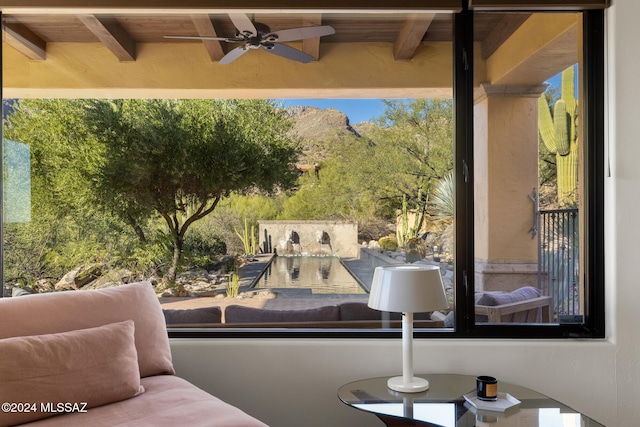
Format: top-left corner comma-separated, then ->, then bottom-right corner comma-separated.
170,2 -> 639,425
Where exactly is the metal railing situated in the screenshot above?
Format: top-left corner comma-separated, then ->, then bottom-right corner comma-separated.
538,208 -> 580,321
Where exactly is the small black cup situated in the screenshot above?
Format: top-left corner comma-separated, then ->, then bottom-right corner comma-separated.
476,376 -> 498,401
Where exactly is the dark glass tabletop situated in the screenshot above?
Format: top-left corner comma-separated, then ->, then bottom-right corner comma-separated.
338,374 -> 604,427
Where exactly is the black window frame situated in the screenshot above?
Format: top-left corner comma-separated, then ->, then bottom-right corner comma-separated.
0,6 -> 605,340
453,7 -> 605,340
168,6 -> 605,340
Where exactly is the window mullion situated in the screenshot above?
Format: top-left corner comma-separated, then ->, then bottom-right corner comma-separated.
453,5 -> 475,336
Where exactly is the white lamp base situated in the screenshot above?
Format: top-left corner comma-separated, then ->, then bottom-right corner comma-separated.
387,376 -> 430,393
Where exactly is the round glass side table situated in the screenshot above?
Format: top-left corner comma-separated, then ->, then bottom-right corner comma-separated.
338,374 -> 604,427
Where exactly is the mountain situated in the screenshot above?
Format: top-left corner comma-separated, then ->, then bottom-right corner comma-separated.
286,106 -> 373,164
3,100 -> 377,166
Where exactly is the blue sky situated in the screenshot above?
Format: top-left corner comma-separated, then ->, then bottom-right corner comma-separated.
279,98 -> 388,124
278,67 -> 573,125
543,64 -> 578,97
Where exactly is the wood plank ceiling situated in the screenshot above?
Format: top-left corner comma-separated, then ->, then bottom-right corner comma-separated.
1,12 -> 527,63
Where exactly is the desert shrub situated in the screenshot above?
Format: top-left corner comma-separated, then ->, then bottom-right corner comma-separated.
3,221 -> 54,286
211,193 -> 283,254
182,225 -> 227,268
3,208 -> 147,285
108,227 -> 174,277
357,217 -> 393,243
378,234 -> 399,252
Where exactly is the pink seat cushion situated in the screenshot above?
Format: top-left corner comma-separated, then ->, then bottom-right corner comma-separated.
0,281 -> 174,377
0,321 -> 144,427
18,375 -> 268,427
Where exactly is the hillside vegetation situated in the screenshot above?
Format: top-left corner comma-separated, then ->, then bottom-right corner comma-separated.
3,99 -> 455,290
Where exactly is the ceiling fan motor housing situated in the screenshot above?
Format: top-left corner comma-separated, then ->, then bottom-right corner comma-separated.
166,14 -> 334,64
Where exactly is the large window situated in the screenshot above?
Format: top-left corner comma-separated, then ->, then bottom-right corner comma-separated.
457,8 -> 604,338
471,12 -> 594,328
0,4 -> 604,338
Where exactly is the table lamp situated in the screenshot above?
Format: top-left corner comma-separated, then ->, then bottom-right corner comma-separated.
368,265 -> 450,393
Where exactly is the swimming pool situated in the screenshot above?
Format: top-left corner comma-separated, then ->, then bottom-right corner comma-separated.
254,255 -> 367,294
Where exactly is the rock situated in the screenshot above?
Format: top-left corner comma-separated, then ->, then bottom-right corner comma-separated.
424,232 -> 438,247
171,284 -> 188,297
405,253 -> 422,263
82,269 -> 135,290
74,264 -> 103,288
2,283 -> 13,297
180,280 -> 215,297
177,268 -> 211,284
55,267 -> 82,291
146,275 -> 161,287
12,286 -> 31,297
255,291 -> 277,299
32,278 -> 55,293
203,255 -> 236,274
54,264 -> 103,291
441,224 -> 454,256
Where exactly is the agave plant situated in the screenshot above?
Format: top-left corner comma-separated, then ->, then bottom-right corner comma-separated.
431,172 -> 454,223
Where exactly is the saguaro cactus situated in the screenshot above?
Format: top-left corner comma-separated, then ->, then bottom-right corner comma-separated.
396,192 -> 427,248
538,66 -> 579,207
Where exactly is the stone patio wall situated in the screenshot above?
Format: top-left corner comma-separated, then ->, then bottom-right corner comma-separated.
258,220 -> 358,258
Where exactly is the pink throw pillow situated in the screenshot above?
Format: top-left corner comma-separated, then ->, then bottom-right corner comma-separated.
0,320 -> 144,427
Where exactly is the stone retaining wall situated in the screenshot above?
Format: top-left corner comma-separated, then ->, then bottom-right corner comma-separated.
258,220 -> 358,258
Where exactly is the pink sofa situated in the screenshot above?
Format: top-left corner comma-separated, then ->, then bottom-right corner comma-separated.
0,282 -> 267,427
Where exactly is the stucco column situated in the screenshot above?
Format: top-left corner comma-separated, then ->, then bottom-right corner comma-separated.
473,84 -> 548,292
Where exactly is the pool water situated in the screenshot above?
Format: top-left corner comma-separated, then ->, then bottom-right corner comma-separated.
254,255 -> 366,294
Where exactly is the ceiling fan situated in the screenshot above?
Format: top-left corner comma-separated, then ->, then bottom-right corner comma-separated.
165,14 -> 335,64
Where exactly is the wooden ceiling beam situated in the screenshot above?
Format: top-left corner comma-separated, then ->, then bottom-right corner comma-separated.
78,14 -> 136,61
189,14 -> 225,62
481,13 -> 531,60
0,0 -> 463,14
3,21 -> 46,60
301,14 -> 322,61
394,13 -> 435,61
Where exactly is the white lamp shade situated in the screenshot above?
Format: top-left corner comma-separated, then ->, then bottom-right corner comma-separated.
368,265 -> 449,313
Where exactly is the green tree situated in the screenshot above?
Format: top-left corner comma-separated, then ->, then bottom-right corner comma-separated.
370,99 -> 453,229
280,99 -> 453,241
6,99 -> 299,286
279,133 -> 393,222
4,99 -> 125,283
87,99 -> 299,285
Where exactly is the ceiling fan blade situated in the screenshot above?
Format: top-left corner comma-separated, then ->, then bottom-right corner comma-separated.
269,25 -> 335,42
263,43 -> 314,63
218,46 -> 250,64
229,14 -> 257,37
164,35 -> 231,42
